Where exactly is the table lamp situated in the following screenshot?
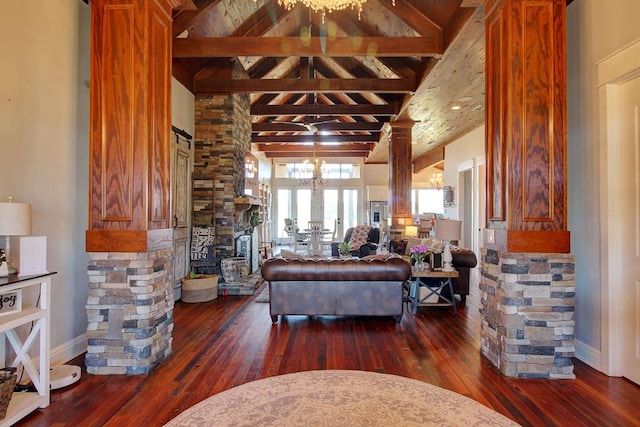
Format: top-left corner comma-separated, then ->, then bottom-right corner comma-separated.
434,218 -> 461,272
405,225 -> 418,238
0,196 -> 32,275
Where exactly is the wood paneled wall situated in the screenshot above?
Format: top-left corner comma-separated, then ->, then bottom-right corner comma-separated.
484,0 -> 569,253
87,0 -> 180,252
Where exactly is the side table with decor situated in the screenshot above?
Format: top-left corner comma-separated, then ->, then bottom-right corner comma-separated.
0,272 -> 55,425
408,268 -> 459,314
389,238 -> 477,303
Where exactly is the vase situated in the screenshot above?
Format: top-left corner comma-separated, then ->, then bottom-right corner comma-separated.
415,260 -> 426,272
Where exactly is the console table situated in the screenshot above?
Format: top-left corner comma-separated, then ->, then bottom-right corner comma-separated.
408,269 -> 459,314
0,272 -> 54,426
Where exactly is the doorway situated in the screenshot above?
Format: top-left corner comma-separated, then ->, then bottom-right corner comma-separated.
615,74 -> 640,385
456,158 -> 484,254
275,186 -> 361,245
598,42 -> 640,385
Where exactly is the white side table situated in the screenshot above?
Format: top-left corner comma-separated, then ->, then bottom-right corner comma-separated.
0,272 -> 54,426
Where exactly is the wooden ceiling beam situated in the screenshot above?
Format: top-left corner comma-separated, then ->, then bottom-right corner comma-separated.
172,0 -> 222,38
252,122 -> 384,132
253,134 -> 380,143
196,77 -> 413,94
264,151 -> 371,158
251,103 -> 399,116
231,2 -> 287,37
257,143 -> 375,152
378,0 -> 443,40
173,37 -> 443,58
413,146 -> 445,173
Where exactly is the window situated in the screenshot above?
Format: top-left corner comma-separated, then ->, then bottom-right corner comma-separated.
413,188 -> 444,215
275,162 -> 360,179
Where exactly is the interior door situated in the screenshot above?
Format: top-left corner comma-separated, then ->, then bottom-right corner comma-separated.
172,130 -> 192,302
619,75 -> 640,385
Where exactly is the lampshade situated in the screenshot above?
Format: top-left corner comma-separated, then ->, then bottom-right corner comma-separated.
434,219 -> 461,241
0,201 -> 32,236
405,225 -> 418,238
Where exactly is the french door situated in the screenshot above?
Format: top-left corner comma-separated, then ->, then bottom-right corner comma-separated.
275,187 -> 361,243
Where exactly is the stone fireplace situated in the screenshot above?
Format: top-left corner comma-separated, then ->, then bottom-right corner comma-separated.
192,59 -> 260,294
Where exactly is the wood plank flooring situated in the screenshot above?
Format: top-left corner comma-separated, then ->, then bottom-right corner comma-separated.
17,269 -> 640,426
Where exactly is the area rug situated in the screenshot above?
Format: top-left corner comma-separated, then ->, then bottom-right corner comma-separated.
254,286 -> 269,303
164,370 -> 519,426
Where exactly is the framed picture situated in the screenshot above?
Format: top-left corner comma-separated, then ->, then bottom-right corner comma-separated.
0,289 -> 22,316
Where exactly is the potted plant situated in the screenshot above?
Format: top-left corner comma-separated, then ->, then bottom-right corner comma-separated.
410,244 -> 430,271
337,241 -> 353,258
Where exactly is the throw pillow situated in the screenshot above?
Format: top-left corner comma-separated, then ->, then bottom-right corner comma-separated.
404,237 -> 425,255
348,224 -> 372,251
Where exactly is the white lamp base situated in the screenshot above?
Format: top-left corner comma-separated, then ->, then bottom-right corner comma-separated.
441,241 -> 455,272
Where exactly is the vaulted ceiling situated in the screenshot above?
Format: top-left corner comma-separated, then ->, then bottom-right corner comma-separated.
171,0 -> 486,170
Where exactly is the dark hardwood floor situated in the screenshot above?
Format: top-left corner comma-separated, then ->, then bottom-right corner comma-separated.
17,269 -> 640,426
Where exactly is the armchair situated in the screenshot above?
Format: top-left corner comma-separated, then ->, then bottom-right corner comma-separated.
331,226 -> 381,258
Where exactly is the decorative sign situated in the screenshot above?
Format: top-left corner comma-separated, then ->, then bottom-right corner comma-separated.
0,290 -> 22,316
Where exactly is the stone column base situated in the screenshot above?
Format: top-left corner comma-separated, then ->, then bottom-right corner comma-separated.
479,248 -> 575,379
86,249 -> 174,374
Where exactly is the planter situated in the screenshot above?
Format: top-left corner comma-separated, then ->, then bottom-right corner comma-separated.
182,275 -> 218,303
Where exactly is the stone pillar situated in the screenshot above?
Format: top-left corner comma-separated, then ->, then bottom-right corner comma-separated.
482,0 -> 572,378
193,60 -> 251,273
480,249 -> 575,378
86,250 -> 174,374
388,122 -> 414,240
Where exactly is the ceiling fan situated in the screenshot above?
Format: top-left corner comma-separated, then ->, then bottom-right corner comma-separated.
272,116 -> 340,133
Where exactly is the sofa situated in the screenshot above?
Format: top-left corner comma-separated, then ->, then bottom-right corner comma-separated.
330,226 -> 381,258
389,239 -> 477,303
261,255 -> 411,323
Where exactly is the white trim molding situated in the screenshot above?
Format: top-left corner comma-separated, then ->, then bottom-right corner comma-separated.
575,339 -> 602,371
50,334 -> 87,366
597,36 -> 640,377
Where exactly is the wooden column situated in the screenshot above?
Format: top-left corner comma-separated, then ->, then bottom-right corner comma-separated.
86,0 -> 180,252
388,122 -> 414,236
481,0 -> 575,379
484,0 -> 569,253
84,0 -> 182,375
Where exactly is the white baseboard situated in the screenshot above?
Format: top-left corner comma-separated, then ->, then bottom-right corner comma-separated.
50,334 -> 87,366
575,339 -> 601,371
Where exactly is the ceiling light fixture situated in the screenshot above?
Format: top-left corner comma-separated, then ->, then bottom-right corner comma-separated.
299,145 -> 328,192
257,0 -> 395,22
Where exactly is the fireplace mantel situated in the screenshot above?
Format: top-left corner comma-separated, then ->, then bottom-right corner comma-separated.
234,195 -> 262,213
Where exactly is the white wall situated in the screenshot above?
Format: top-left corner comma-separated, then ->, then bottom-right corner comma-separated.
443,126 -> 485,220
567,0 -> 640,370
172,79 -> 195,136
0,1 -> 91,362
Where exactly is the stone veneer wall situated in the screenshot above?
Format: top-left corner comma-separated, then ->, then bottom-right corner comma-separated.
193,61 -> 251,269
85,249 -> 174,374
479,249 -> 576,379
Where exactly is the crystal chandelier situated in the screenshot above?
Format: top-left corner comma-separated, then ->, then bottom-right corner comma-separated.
430,172 -> 443,189
299,156 -> 328,192
256,0 -> 395,22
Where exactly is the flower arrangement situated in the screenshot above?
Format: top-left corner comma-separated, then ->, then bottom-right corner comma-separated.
410,244 -> 429,263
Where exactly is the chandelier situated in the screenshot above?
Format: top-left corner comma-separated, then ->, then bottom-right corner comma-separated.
299,156 -> 328,192
430,172 -> 443,189
257,0 -> 395,22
